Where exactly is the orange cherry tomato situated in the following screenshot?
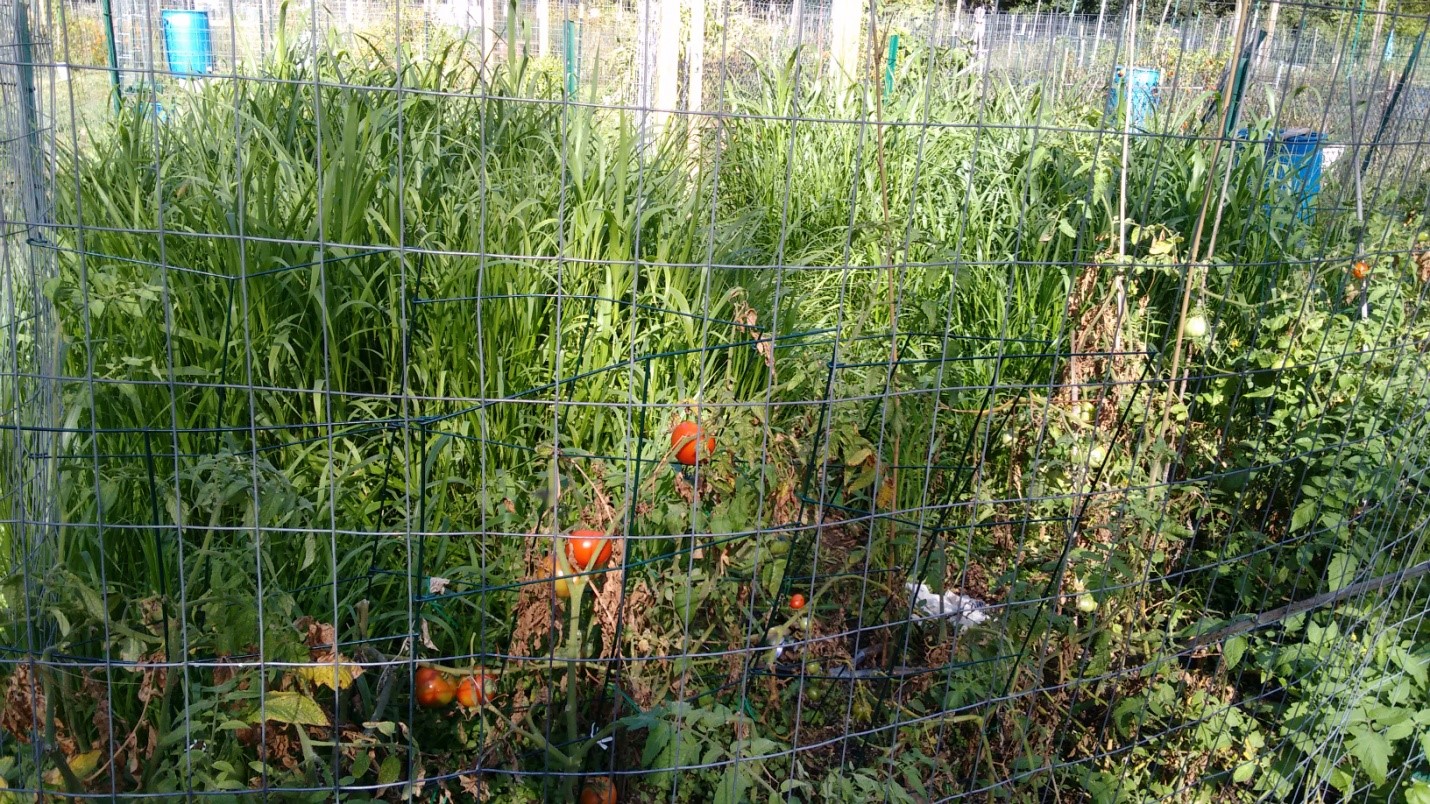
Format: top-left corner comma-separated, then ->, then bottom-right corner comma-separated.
456,672 -> 497,708
789,593 -> 807,611
539,555 -> 572,598
415,666 -> 455,709
1352,260 -> 1370,280
671,420 -> 715,466
566,529 -> 613,570
579,776 -> 617,804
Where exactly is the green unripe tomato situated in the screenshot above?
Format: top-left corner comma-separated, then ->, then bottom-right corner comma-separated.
1076,594 -> 1098,613
1183,315 -> 1209,339
1088,445 -> 1107,467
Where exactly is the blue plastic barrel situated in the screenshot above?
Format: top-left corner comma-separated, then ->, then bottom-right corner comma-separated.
1273,129 -> 1322,221
161,10 -> 214,77
1105,66 -> 1160,129
1233,127 -> 1323,223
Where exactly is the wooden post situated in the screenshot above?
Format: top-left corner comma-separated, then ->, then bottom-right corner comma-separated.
481,0 -> 495,70
638,0 -> 654,125
1091,0 -> 1107,66
537,0 -> 550,56
1370,0 -> 1388,61
829,0 -> 862,83
688,0 -> 705,117
1260,0 -> 1279,67
655,0 -> 680,130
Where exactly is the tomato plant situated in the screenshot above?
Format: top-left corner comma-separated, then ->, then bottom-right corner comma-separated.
671,420 -> 715,465
415,667 -> 456,709
567,529 -> 613,570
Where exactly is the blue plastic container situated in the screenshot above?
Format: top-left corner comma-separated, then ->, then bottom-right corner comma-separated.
1272,129 -> 1322,221
1237,127 -> 1323,222
161,10 -> 214,77
1105,66 -> 1160,129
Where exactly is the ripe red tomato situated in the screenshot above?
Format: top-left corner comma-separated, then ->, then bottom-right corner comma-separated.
456,672 -> 497,708
1352,260 -> 1371,280
671,420 -> 715,466
579,777 -> 617,804
415,667 -> 455,709
789,593 -> 807,611
566,529 -> 613,570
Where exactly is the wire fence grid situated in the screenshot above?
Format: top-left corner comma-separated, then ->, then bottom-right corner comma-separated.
3,0 -> 1430,800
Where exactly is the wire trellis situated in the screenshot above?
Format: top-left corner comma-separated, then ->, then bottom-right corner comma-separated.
3,0 -> 1430,800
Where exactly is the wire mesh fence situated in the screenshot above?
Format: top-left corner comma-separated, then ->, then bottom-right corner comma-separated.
3,0 -> 1430,799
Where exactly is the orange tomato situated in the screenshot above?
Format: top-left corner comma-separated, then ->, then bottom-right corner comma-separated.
671,420 -> 715,466
566,529 -> 613,570
789,593 -> 807,610
539,555 -> 572,598
415,667 -> 456,709
456,672 -> 497,708
1352,260 -> 1370,280
579,777 -> 617,804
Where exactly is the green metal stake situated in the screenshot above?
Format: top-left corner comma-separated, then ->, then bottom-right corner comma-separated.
563,19 -> 579,98
14,0 -> 40,172
1222,30 -> 1263,139
884,34 -> 899,98
1361,28 -> 1424,177
101,0 -> 122,113
1349,0 -> 1366,73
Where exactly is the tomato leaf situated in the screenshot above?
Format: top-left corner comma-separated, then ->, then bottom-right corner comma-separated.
378,755 -> 402,786
248,691 -> 330,727
42,749 -> 102,786
1348,727 -> 1390,784
1326,553 -> 1357,592
1223,636 -> 1247,670
294,656 -> 364,691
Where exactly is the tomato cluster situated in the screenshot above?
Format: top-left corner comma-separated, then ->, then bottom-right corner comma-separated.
414,666 -> 498,711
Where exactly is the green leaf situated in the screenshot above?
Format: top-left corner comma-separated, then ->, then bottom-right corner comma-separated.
247,691 -> 329,727
1232,762 -> 1255,784
1057,218 -> 1077,238
1406,781 -> 1430,804
301,531 -> 317,571
377,755 -> 401,785
1224,637 -> 1247,670
713,765 -> 748,804
1290,499 -> 1318,532
1390,647 -> 1428,688
843,446 -> 873,466
1327,553 -> 1358,593
1348,727 -> 1390,784
846,461 -> 879,494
